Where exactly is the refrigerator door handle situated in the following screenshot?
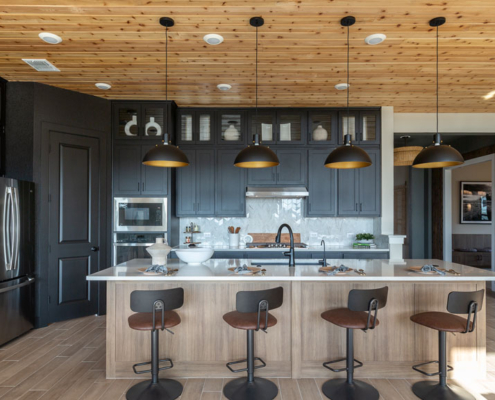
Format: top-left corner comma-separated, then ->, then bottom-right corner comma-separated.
11,187 -> 20,271
0,277 -> 35,294
3,188 -> 13,271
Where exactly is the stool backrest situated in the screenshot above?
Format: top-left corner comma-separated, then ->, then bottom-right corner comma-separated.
447,289 -> 484,314
348,287 -> 389,312
130,288 -> 184,313
236,287 -> 283,313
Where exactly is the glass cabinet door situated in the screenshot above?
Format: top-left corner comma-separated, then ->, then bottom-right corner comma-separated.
116,105 -> 139,138
339,111 -> 359,144
360,111 -> 379,143
308,111 -> 336,144
250,112 -> 276,144
218,111 -> 245,144
180,113 -> 194,142
142,104 -> 165,139
198,113 -> 212,142
278,113 -> 304,143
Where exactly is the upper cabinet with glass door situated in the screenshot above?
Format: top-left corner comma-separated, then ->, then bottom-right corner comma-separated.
308,110 -> 338,144
113,102 -> 168,140
177,109 -> 214,145
338,109 -> 381,145
248,109 -> 306,145
216,110 -> 247,145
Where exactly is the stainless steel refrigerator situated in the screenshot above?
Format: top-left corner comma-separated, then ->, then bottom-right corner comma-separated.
0,178 -> 35,346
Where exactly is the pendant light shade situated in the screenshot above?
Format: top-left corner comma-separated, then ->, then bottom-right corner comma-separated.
142,17 -> 189,168
412,17 -> 464,169
325,134 -> 372,169
324,16 -> 372,170
234,17 -> 280,169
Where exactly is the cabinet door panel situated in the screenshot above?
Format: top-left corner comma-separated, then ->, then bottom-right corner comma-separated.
114,144 -> 141,195
197,111 -> 214,144
359,110 -> 381,144
216,149 -> 246,216
307,149 -> 336,216
247,165 -> 277,185
178,111 -> 194,143
359,148 -> 380,216
114,103 -> 140,139
218,110 -> 247,145
277,111 -> 306,144
338,111 -> 359,144
195,149 -> 215,216
249,110 -> 276,144
276,149 -> 307,185
141,145 -> 168,195
338,169 -> 359,215
176,149 -> 196,216
142,103 -> 165,139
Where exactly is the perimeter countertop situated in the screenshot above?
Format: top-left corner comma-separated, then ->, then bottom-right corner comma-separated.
172,245 -> 389,252
87,258 -> 495,282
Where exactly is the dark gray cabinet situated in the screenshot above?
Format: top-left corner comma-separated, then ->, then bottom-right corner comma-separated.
177,109 -> 214,145
338,109 -> 380,145
307,149 -> 337,216
248,149 -> 307,186
176,149 -> 215,217
343,251 -> 389,260
338,147 -> 380,216
216,149 -> 247,216
248,109 -> 307,145
114,144 -> 168,196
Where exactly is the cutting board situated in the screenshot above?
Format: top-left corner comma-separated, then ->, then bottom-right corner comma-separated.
249,233 -> 302,243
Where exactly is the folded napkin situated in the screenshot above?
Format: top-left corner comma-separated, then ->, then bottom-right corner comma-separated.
234,265 -> 251,275
145,265 -> 168,273
421,264 -> 445,275
327,265 -> 350,275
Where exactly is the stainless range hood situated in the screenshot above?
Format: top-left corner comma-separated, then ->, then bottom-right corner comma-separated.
245,186 -> 309,199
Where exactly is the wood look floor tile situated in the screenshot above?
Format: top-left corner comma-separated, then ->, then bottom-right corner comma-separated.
368,379 -> 406,400
17,391 -> 46,400
279,378 -> 302,400
180,379 -> 205,400
203,378 -> 223,392
201,392 -> 221,400
95,379 -> 133,400
77,381 -> 112,400
297,378 -> 322,400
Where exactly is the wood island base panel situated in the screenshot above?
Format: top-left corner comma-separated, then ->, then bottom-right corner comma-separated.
89,259 -> 495,381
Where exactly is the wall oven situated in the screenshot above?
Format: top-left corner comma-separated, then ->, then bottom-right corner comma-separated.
113,233 -> 166,265
114,198 -> 167,232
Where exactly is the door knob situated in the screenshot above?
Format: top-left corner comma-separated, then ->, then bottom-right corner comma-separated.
91,246 -> 100,252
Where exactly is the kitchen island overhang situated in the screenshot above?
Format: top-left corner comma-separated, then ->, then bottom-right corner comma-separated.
88,259 -> 495,381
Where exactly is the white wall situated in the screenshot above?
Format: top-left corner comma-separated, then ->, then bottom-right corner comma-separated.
394,113 -> 495,133
451,161 -> 492,234
381,106 -> 394,235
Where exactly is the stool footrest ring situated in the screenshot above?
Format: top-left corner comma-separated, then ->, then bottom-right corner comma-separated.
412,360 -> 453,377
132,358 -> 174,375
226,357 -> 266,373
323,357 -> 363,373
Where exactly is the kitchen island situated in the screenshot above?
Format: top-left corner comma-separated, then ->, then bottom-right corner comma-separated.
88,258 -> 495,381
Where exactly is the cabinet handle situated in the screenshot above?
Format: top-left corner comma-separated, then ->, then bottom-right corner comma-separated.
138,182 -> 140,191
308,203 -> 311,212
360,203 -> 362,212
142,182 -> 145,192
355,203 -> 358,211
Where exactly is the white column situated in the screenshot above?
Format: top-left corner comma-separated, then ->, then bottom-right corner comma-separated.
381,106 -> 394,235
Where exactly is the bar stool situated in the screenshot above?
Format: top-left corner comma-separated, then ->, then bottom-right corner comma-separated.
320,287 -> 389,400
222,286 -> 284,400
410,289 -> 484,400
126,288 -> 184,400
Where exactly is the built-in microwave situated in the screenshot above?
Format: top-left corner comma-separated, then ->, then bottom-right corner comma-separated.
114,198 -> 167,232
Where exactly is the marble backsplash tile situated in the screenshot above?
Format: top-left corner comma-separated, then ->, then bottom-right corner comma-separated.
180,198 -> 385,247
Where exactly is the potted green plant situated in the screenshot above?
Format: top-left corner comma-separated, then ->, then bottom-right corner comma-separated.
355,233 -> 375,244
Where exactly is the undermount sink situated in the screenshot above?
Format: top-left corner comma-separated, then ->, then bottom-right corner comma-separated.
175,247 -> 214,265
250,259 -> 320,266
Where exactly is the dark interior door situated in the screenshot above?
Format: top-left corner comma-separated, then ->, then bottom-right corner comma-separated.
48,131 -> 100,322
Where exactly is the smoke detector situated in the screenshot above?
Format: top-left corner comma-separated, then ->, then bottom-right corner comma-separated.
335,83 -> 349,90
204,34 -> 224,45
38,32 -> 62,45
22,59 -> 60,72
95,83 -> 112,90
217,84 -> 232,91
365,34 -> 386,45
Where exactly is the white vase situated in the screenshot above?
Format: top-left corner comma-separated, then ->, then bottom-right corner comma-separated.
124,115 -> 138,136
146,238 -> 171,265
224,124 -> 240,140
145,117 -> 162,137
313,125 -> 328,141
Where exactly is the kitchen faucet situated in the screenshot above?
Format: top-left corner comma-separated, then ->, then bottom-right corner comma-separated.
319,239 -> 327,266
275,224 -> 295,267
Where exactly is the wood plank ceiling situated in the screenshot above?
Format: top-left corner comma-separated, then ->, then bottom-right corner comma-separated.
1,1 -> 495,112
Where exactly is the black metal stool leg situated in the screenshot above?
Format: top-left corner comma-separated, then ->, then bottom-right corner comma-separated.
223,330 -> 279,400
126,330 -> 183,400
412,331 -> 475,400
322,329 -> 379,400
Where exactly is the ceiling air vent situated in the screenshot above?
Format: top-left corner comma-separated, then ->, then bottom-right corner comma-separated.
22,59 -> 60,72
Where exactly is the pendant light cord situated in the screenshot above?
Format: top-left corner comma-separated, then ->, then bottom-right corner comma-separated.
255,24 -> 259,144
436,24 -> 439,136
163,25 -> 169,143
346,23 -> 350,140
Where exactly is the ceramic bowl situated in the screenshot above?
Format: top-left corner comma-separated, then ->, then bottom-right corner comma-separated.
175,247 -> 214,265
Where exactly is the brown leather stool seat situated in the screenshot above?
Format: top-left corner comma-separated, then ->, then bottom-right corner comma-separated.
128,311 -> 181,331
223,311 -> 277,331
410,312 -> 472,333
321,308 -> 379,330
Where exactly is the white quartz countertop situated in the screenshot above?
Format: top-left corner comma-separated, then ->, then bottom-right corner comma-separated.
172,245 -> 389,252
87,258 -> 495,282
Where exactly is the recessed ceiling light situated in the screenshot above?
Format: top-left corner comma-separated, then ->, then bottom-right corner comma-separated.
95,83 -> 111,90
335,83 -> 349,90
365,33 -> 386,45
217,84 -> 232,91
483,90 -> 495,100
38,32 -> 62,45
204,34 -> 224,45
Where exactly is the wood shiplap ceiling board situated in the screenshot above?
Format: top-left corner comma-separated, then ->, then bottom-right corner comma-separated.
1,1 -> 495,112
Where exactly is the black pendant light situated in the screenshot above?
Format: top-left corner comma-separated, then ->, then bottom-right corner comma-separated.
412,17 -> 464,169
234,17 -> 279,169
142,17 -> 189,168
324,17 -> 372,169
